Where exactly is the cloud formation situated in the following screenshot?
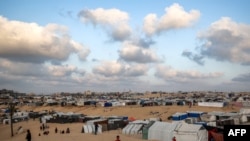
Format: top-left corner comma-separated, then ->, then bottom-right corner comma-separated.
92,61 -> 148,77
232,72 -> 250,82
78,8 -> 131,41
143,3 -> 200,36
185,17 -> 250,65
0,16 -> 89,63
182,50 -> 204,65
119,42 -> 160,63
155,65 -> 223,82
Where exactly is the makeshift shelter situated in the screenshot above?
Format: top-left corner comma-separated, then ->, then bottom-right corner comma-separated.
164,100 -> 174,106
122,120 -> 149,135
142,121 -> 155,140
147,121 -> 181,141
240,108 -> 250,115
86,119 -> 108,131
104,102 -> 112,107
172,112 -> 188,121
187,111 -> 204,118
198,102 -> 225,107
200,111 -> 225,122
83,116 -> 101,122
108,119 -> 126,130
125,101 -> 137,105
173,123 -> 208,141
82,124 -> 102,134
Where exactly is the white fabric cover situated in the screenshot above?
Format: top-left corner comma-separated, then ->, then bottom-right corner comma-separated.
148,121 -> 181,141
173,123 -> 208,141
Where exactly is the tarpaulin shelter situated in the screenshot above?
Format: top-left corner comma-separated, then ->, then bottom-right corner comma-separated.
147,121 -> 181,141
173,123 -> 208,141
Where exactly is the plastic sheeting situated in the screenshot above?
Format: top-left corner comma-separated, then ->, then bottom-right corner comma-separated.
198,102 -> 225,107
240,108 -> 250,114
82,124 -> 102,134
122,124 -> 135,135
173,123 -> 208,141
122,120 -> 148,135
148,121 -> 181,141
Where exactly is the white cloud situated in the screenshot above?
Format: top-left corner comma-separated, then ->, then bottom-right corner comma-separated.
155,65 -> 223,82
78,8 -> 131,41
92,61 -> 148,77
232,72 -> 250,82
197,17 -> 250,65
0,58 -> 87,90
119,42 -> 160,63
47,64 -> 77,77
0,16 -> 89,63
0,59 -> 46,76
93,61 -> 124,77
143,3 -> 200,36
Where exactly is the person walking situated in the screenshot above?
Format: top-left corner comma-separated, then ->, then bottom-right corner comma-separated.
172,136 -> 176,141
94,123 -> 98,135
26,129 -> 31,141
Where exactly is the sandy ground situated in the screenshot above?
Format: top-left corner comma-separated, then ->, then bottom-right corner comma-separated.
0,105 -> 240,141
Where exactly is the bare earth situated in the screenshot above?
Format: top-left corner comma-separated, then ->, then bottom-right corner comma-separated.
0,105 -> 240,141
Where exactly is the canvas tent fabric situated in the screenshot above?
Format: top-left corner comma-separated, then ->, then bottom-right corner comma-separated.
172,112 -> 188,121
82,124 -> 102,134
173,123 -> 208,141
240,108 -> 250,114
198,102 -> 225,107
148,121 -> 181,141
122,120 -> 149,135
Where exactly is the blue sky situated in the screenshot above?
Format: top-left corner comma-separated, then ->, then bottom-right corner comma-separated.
0,0 -> 250,94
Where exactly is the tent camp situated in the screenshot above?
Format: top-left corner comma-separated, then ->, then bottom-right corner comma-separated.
173,123 -> 208,141
147,121 -> 181,141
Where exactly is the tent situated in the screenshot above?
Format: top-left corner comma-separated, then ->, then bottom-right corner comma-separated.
82,124 -> 102,134
122,120 -> 149,135
187,111 -> 204,118
198,102 -> 225,107
173,123 -> 208,141
172,112 -> 188,121
104,102 -> 112,107
86,119 -> 108,131
148,121 -> 181,141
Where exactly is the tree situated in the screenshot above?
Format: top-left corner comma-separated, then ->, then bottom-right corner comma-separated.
8,102 -> 16,137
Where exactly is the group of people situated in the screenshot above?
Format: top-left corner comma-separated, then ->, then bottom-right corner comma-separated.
40,123 -> 49,131
26,128 -> 123,141
55,127 -> 70,134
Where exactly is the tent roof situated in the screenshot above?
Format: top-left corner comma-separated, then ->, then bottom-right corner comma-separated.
175,123 -> 203,132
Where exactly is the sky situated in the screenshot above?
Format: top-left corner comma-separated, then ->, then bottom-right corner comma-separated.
0,0 -> 250,94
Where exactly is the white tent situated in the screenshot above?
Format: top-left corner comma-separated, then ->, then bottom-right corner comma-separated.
198,102 -> 224,107
148,121 -> 181,141
122,120 -> 148,135
173,123 -> 208,141
122,123 -> 135,135
82,124 -> 102,134
240,108 -> 250,115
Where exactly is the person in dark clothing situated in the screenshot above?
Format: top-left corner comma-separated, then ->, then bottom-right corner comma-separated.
66,127 -> 70,133
26,129 -> 31,141
55,127 -> 58,133
115,135 -> 121,141
172,136 -> 176,141
94,123 -> 98,135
